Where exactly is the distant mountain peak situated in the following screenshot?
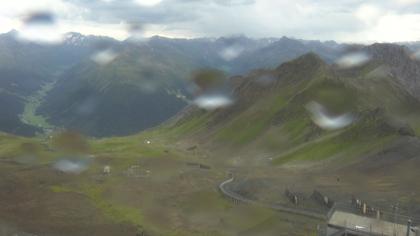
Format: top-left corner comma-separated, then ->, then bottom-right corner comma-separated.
0,29 -> 19,40
149,35 -> 171,41
6,29 -> 18,35
367,43 -> 409,56
363,43 -> 415,68
276,52 -> 325,70
65,32 -> 84,37
278,36 -> 300,42
297,52 -> 323,61
63,32 -> 89,46
362,43 -> 420,100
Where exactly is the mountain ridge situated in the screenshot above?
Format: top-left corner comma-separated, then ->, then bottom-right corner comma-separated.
161,44 -> 420,168
2,30 -> 420,137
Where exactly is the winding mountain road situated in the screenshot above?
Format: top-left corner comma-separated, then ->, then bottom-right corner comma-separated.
218,176 -> 328,220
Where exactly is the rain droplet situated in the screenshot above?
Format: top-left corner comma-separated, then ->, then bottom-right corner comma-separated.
126,22 -> 148,42
23,11 -> 55,25
53,158 -> 90,174
190,69 -> 226,93
336,52 -> 371,69
219,45 -> 244,61
51,131 -> 90,154
91,49 -> 118,65
17,11 -> 63,44
305,101 -> 354,130
193,94 -> 233,110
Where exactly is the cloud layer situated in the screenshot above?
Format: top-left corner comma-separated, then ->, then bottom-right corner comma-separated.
1,0 -> 420,42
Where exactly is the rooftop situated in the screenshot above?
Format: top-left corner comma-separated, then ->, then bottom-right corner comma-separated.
328,211 -> 416,236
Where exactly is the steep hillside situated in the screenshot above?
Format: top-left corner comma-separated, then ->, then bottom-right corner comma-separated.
38,42 -> 192,137
0,31 -> 60,136
7,30 -> 420,138
37,35 -> 347,137
0,31 -> 113,135
162,44 -> 420,167
0,92 -> 41,136
365,43 -> 420,100
2,44 -> 420,236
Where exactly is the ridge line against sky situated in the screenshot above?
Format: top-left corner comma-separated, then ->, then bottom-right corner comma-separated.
1,0 -> 420,43
6,29 -> 420,46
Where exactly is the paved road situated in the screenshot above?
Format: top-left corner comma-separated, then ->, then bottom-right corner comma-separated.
218,177 -> 328,220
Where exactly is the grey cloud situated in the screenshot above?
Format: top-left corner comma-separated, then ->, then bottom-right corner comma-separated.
62,0 -> 256,25
59,0 -> 420,41
63,0 -> 200,24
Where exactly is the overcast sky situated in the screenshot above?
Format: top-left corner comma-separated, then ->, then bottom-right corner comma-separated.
1,0 -> 420,42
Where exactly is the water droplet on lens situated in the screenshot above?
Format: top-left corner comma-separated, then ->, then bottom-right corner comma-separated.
190,69 -> 226,93
336,52 -> 371,69
305,101 -> 354,130
219,45 -> 244,61
53,158 -> 90,174
51,131 -> 89,154
126,22 -> 148,42
193,94 -> 233,110
91,49 -> 118,65
23,11 -> 55,25
17,11 -> 63,44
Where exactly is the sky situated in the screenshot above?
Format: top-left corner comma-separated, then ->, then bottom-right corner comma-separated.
1,0 -> 420,43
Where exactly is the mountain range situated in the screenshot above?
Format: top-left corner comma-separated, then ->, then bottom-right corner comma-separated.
164,42 -> 420,167
3,31 -> 420,235
1,30 -> 420,137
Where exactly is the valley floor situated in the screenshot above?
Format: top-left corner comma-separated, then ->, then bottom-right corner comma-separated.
0,131 -> 419,236
19,78 -> 58,132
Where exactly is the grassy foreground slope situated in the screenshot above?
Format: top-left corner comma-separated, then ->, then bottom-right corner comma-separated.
0,130 -> 322,236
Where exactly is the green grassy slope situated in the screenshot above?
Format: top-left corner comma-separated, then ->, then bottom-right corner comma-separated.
19,80 -> 57,130
161,52 -> 420,166
2,48 -> 420,235
0,130 -> 324,236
